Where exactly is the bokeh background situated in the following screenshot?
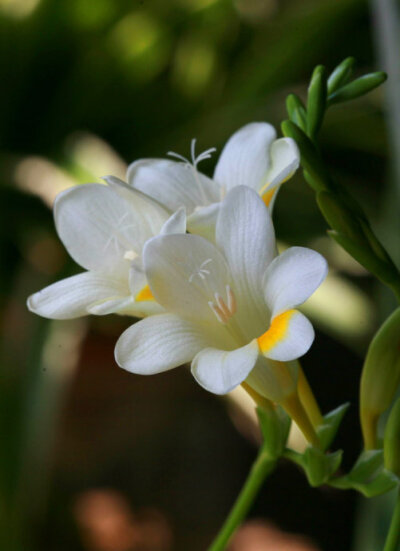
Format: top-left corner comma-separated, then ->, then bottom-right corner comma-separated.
1,0 -> 399,550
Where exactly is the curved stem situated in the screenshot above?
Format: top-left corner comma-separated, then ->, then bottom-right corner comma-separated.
383,490 -> 400,551
207,450 -> 276,551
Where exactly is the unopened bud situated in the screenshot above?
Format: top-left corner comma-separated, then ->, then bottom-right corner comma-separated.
384,398 -> 400,478
360,308 -> 400,449
327,57 -> 356,94
328,72 -> 387,106
307,65 -> 327,139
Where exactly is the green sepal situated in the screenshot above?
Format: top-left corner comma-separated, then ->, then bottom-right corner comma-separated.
329,450 -> 399,497
307,65 -> 327,139
286,94 -> 307,131
327,57 -> 356,95
257,405 -> 291,460
328,72 -> 387,106
285,447 -> 343,487
281,120 -> 331,192
317,403 -> 350,452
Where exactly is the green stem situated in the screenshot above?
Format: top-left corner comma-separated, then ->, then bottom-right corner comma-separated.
207,450 -> 276,551
383,490 -> 400,551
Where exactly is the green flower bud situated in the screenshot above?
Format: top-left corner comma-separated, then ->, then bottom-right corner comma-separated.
317,191 -> 365,244
281,120 -> 331,192
384,398 -> 400,477
328,72 -> 387,106
307,65 -> 327,139
286,94 -> 307,131
327,57 -> 356,95
329,232 -> 399,288
360,308 -> 400,450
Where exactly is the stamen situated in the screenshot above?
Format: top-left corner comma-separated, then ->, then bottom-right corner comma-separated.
167,140 -> 216,169
226,285 -> 236,314
209,286 -> 237,324
215,293 -> 231,319
167,151 -> 190,164
208,301 -> 229,324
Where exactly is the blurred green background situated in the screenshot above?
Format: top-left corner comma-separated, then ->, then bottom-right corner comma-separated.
0,0 -> 399,550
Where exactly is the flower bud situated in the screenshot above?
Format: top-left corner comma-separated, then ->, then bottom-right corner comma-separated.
307,65 -> 327,139
328,72 -> 387,105
281,120 -> 331,192
286,94 -> 307,131
327,57 -> 356,94
360,308 -> 400,449
317,191 -> 365,244
384,398 -> 400,478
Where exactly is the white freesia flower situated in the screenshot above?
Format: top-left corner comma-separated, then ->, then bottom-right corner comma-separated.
115,186 -> 327,403
27,178 -> 186,320
126,123 -> 300,239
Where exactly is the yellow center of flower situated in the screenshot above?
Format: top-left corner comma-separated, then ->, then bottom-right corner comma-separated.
257,310 -> 295,353
135,284 -> 155,302
261,187 -> 276,207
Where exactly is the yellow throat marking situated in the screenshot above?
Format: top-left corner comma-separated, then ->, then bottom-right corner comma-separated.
135,284 -> 154,302
257,310 -> 295,353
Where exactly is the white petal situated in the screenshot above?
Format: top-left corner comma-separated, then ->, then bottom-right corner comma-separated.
259,138 -> 300,210
104,175 -> 169,235
263,246 -> 328,317
55,184 -> 150,273
245,356 -> 298,402
88,296 -> 135,315
127,159 -> 219,213
191,340 -> 259,395
144,233 -> 233,328
160,206 -> 187,235
257,309 -> 315,361
115,314 -> 210,374
27,272 -> 129,320
216,186 -> 275,337
214,123 -> 276,193
187,202 -> 220,241
264,138 -> 300,189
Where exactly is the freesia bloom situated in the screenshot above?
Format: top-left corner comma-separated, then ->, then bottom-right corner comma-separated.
27,178 -> 185,319
127,123 -> 299,239
115,186 -> 327,403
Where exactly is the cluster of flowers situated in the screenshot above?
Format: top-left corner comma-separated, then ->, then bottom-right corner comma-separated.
28,123 -> 328,403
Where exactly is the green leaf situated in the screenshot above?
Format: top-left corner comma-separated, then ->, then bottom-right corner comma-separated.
327,57 -> 356,95
328,72 -> 387,105
317,403 -> 350,452
307,65 -> 327,139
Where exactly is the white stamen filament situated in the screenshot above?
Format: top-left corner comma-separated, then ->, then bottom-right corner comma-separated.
167,139 -> 217,206
209,285 -> 237,325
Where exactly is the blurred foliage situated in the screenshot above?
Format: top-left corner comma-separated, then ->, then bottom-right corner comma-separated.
0,0 -> 397,550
